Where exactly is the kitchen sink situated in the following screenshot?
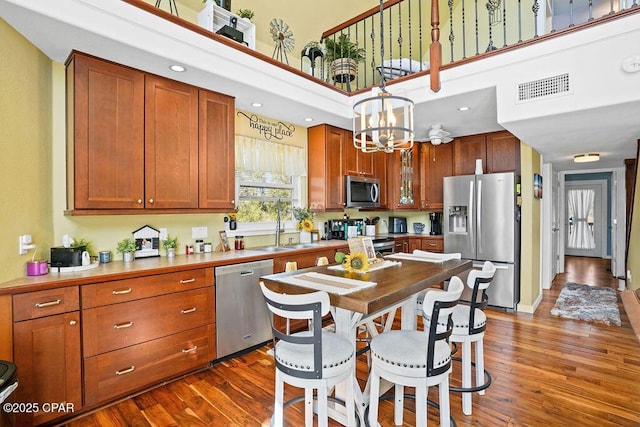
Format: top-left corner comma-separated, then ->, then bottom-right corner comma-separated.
290,243 -> 322,249
252,246 -> 295,253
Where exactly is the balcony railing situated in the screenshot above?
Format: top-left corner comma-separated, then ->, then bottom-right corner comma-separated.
320,0 -> 639,93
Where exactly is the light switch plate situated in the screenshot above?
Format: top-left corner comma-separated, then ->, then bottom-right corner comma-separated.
192,226 -> 208,239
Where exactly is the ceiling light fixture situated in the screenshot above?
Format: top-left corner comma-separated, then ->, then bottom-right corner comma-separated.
573,153 -> 600,163
169,64 -> 186,72
353,0 -> 414,153
251,102 -> 263,107
304,117 -> 314,122
458,106 -> 470,111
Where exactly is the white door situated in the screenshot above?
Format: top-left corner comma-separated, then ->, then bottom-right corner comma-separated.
551,169 -> 560,277
565,180 -> 606,258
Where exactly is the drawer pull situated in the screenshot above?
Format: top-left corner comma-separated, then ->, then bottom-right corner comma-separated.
35,299 -> 61,308
428,243 -> 437,247
179,278 -> 196,284
182,346 -> 198,354
181,307 -> 197,314
115,366 -> 135,376
112,288 -> 133,295
114,321 -> 134,329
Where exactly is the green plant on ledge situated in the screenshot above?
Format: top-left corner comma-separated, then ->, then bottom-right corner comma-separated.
162,234 -> 178,250
116,238 -> 136,254
237,9 -> 254,20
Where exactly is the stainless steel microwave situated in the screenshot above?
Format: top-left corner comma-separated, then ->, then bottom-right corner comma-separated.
345,175 -> 380,208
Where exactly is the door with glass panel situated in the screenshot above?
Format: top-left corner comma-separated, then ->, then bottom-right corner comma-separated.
564,181 -> 606,258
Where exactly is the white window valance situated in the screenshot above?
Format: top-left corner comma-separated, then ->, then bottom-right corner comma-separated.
235,136 -> 306,176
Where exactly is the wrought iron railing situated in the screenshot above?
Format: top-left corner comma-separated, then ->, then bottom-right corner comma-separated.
320,0 -> 639,92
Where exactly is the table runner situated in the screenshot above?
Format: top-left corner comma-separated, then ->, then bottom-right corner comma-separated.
385,251 -> 461,263
275,272 -> 377,295
327,259 -> 401,273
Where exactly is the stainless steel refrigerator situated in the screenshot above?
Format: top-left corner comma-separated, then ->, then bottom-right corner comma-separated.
444,172 -> 521,311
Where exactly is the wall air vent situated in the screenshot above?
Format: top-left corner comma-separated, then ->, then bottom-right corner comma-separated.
517,73 -> 570,102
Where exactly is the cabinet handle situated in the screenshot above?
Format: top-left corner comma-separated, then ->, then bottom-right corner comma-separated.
114,321 -> 134,329
182,346 -> 198,354
180,278 -> 196,284
181,307 -> 197,314
35,299 -> 61,308
69,320 -> 77,326
148,198 -> 154,204
137,199 -> 143,204
115,366 -> 135,376
428,243 -> 437,247
112,288 -> 132,295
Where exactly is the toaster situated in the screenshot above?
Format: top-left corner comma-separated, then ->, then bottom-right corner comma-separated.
389,216 -> 408,234
50,245 -> 86,268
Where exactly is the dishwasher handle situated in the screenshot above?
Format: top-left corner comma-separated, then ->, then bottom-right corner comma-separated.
240,269 -> 255,276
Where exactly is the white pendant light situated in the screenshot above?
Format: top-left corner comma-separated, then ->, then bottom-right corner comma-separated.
353,0 -> 414,153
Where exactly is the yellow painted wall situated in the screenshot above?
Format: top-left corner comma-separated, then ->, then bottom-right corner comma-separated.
518,142 -> 542,312
627,158 -> 640,291
0,19 -> 53,283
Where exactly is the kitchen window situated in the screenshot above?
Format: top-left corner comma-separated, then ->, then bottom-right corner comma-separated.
232,136 -> 306,236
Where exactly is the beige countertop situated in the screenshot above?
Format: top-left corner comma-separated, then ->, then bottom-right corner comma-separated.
0,240 -> 350,296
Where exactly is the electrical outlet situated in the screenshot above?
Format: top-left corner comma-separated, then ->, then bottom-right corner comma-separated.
628,270 -> 632,283
192,226 -> 208,239
18,234 -> 35,255
159,228 -> 168,241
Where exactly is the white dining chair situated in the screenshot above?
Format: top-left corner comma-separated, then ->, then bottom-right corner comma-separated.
367,276 -> 465,427
447,260 -> 496,415
260,282 -> 356,427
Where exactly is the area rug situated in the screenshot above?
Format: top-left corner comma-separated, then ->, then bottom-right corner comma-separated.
550,283 -> 621,326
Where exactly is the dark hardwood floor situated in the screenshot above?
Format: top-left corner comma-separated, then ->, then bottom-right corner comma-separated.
64,256 -> 639,427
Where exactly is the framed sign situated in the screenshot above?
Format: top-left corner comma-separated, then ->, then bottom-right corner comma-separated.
218,231 -> 230,252
534,173 -> 543,199
132,225 -> 160,258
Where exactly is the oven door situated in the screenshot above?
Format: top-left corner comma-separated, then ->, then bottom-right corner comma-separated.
373,238 -> 395,255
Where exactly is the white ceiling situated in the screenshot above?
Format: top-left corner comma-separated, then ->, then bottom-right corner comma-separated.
1,0 -> 639,173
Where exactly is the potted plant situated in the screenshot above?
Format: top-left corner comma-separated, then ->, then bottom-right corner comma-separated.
116,238 -> 136,262
323,34 -> 365,84
236,9 -> 254,21
162,234 -> 178,258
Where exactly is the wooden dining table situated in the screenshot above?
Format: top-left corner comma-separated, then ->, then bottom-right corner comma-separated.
261,257 -> 472,425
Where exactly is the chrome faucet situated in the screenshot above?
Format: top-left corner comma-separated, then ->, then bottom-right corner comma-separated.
275,198 -> 282,247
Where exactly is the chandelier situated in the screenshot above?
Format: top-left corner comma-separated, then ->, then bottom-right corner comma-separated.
353,0 -> 414,153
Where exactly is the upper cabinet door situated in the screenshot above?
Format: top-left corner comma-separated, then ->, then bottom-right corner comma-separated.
453,134 -> 486,176
420,143 -> 453,210
198,89 -> 236,210
486,131 -> 520,174
70,53 -> 145,209
144,75 -> 199,209
344,136 -> 375,178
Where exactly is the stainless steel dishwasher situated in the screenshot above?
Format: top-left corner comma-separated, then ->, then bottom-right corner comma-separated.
215,259 -> 274,358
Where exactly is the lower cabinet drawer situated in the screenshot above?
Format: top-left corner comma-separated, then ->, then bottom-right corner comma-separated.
83,287 -> 214,357
422,238 -> 444,252
84,324 -> 215,405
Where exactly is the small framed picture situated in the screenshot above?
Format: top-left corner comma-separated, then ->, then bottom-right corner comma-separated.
534,173 -> 543,199
218,231 -> 230,252
362,237 -> 376,260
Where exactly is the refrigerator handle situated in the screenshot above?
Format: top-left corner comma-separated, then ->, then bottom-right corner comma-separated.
469,180 -> 474,244
477,179 -> 482,253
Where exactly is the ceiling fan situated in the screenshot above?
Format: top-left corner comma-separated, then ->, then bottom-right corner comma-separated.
427,124 -> 452,145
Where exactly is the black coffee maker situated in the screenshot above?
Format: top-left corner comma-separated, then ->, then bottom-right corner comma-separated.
429,212 -> 442,235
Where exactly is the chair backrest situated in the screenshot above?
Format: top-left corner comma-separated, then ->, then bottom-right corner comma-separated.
260,282 -> 330,379
422,276 -> 464,376
466,261 -> 496,334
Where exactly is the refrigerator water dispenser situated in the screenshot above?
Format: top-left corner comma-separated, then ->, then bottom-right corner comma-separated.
448,206 -> 468,233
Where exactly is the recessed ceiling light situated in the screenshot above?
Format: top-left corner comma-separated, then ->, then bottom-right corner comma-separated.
573,153 -> 600,163
251,102 -> 263,107
169,64 -> 186,72
304,117 -> 314,122
458,106 -> 471,111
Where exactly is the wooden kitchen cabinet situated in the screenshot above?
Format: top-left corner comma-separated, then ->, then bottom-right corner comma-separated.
453,131 -> 520,176
394,238 -> 409,253
374,150 -> 389,209
67,52 -> 236,214
344,136 -> 375,177
198,89 -> 236,210
308,124 -> 346,211
68,53 -> 145,210
420,142 -> 453,210
12,287 -> 82,426
387,148 -> 421,210
420,236 -> 444,252
144,74 -> 199,208
81,268 -> 215,406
